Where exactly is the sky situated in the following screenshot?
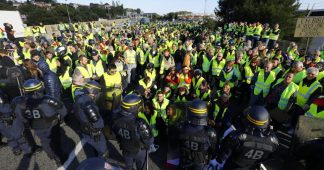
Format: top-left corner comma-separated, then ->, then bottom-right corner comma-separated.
55,0 -> 324,15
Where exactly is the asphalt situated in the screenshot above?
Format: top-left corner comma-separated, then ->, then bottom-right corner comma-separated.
0,116 -> 166,170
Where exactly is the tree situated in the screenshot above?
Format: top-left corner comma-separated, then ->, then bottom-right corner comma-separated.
216,0 -> 301,39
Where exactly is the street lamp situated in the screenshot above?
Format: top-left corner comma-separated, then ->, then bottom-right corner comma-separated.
65,0 -> 72,26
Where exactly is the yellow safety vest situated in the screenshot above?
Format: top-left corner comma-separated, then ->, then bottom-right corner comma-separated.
148,52 -> 160,67
39,26 -> 46,34
59,66 -> 72,90
219,69 -> 236,88
202,55 -> 213,73
244,65 -> 258,84
254,70 -> 276,97
211,59 -> 226,76
192,77 -> 205,91
152,98 -> 169,121
213,103 -> 228,120
46,57 -> 58,73
273,79 -> 299,110
296,80 -> 322,107
89,60 -> 104,77
139,79 -> 152,89
76,65 -> 92,79
269,28 -> 280,41
103,72 -> 122,100
293,70 -> 306,84
305,103 -> 324,119
145,69 -> 156,82
24,27 -> 33,37
137,112 -> 158,137
179,73 -> 191,90
125,50 -> 136,64
195,89 -> 211,101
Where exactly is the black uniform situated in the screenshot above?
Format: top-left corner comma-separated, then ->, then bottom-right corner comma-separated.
74,92 -> 108,157
217,127 -> 279,170
12,95 -> 67,163
112,110 -> 153,170
177,122 -> 217,170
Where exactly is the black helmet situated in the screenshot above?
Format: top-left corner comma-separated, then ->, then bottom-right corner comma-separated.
147,63 -> 154,69
121,94 -> 142,114
188,99 -> 208,126
76,157 -> 116,170
23,79 -> 44,99
194,69 -> 202,77
245,106 -> 269,129
84,81 -> 101,95
88,39 -> 95,45
56,46 -> 67,57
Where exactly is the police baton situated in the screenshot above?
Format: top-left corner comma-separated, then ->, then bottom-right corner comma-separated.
7,67 -> 24,96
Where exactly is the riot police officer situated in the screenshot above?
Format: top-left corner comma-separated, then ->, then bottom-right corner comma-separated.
216,106 -> 279,170
0,91 -> 32,156
176,99 -> 217,170
112,94 -> 154,170
73,81 -> 109,159
12,79 -> 67,166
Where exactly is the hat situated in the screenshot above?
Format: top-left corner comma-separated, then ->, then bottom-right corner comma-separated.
91,50 -> 99,56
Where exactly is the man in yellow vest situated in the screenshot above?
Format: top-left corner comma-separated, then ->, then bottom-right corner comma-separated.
72,55 -> 92,98
268,23 -> 280,49
252,22 -> 263,48
266,72 -> 299,112
211,52 -> 226,87
290,67 -> 322,128
89,50 -> 106,80
124,43 -> 137,84
38,22 -> 47,38
152,91 -> 170,125
249,61 -> 276,106
101,63 -> 122,112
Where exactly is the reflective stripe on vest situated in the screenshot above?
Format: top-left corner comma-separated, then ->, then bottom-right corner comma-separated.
254,70 -> 276,97
296,81 -> 322,107
125,50 -> 136,64
192,77 -> 205,90
211,59 -> 226,76
269,29 -> 280,40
